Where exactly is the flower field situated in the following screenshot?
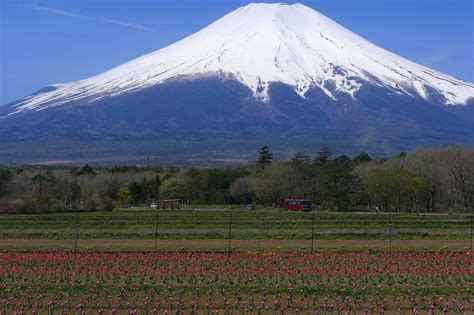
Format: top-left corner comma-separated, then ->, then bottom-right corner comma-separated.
1,251 -> 472,314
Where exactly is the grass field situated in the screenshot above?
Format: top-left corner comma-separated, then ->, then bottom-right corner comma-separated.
0,208 -> 470,251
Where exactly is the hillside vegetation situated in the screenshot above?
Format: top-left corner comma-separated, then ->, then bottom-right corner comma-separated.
0,146 -> 472,214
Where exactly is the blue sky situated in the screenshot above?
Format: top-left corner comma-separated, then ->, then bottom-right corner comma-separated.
1,0 -> 473,105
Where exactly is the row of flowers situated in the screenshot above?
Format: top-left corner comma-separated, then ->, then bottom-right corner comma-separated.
0,251 -> 472,313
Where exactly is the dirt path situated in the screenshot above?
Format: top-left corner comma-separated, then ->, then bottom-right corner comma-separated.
0,239 -> 468,251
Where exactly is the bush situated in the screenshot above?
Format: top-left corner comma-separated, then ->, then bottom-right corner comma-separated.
0,196 -> 51,214
79,197 -> 115,212
97,196 -> 115,212
35,196 -> 53,213
0,195 -> 115,213
8,197 -> 30,213
79,198 -> 97,212
50,199 -> 69,213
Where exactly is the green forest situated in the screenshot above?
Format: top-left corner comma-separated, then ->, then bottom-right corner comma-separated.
0,146 -> 472,214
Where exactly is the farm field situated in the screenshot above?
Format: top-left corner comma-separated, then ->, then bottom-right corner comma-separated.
1,209 -> 471,313
0,251 -> 471,314
0,209 -> 470,251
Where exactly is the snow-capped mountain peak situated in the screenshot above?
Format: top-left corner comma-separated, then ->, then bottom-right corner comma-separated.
6,2 -> 474,116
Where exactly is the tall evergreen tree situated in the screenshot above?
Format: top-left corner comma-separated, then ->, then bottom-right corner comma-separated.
128,181 -> 144,205
333,155 -> 351,165
291,152 -> 311,166
150,175 -> 161,200
314,146 -> 332,165
256,145 -> 273,168
353,151 -> 372,164
72,164 -> 96,176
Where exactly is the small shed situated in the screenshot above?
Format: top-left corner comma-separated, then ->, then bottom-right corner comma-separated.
157,199 -> 181,210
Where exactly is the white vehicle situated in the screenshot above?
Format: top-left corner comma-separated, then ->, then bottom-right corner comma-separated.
150,203 -> 158,209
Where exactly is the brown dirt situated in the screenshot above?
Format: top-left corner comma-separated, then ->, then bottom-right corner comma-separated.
0,238 -> 469,251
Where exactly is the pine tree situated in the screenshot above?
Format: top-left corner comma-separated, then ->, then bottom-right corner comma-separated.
314,146 -> 332,165
73,164 -> 95,176
291,152 -> 311,166
353,151 -> 372,164
128,181 -> 144,205
150,175 -> 161,200
256,145 -> 273,168
333,155 -> 351,165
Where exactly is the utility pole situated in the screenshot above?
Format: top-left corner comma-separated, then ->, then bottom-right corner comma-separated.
311,211 -> 315,253
228,211 -> 233,256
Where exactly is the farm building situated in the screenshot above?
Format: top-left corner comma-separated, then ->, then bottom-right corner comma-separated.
157,199 -> 181,210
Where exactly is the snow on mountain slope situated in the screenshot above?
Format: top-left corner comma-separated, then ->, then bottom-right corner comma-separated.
6,3 -> 474,116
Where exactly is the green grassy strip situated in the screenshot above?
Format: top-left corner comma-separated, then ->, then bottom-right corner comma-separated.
0,232 -> 468,240
3,283 -> 465,297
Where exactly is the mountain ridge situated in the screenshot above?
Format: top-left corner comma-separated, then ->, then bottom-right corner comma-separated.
0,2 -> 473,165
2,2 -> 473,118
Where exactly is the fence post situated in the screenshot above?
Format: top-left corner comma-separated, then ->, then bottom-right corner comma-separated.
311,211 -> 315,253
469,207 -> 473,253
154,208 -> 160,250
228,211 -> 233,256
74,211 -> 80,253
388,211 -> 393,254
389,223 -> 393,253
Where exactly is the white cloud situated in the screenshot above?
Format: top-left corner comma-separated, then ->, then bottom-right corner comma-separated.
24,4 -> 84,18
24,4 -> 185,35
102,19 -> 156,32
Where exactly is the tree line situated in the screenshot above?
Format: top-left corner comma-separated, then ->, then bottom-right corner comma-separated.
0,146 -> 472,213
240,146 -> 473,212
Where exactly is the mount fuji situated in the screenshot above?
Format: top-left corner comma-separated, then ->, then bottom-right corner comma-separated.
1,3 -> 473,165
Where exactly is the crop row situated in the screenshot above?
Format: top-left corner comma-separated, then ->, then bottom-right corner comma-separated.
0,251 -> 471,313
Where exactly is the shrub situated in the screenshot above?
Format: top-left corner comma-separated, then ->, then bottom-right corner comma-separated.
0,196 -> 49,214
50,199 -> 69,213
79,198 -> 97,212
79,197 -> 115,212
8,197 -> 29,213
97,196 -> 115,212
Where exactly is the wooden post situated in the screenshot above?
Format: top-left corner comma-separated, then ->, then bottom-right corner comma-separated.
72,174 -> 79,253
228,211 -> 233,256
389,211 -> 393,253
154,208 -> 160,250
311,211 -> 315,253
470,207 -> 473,254
74,211 -> 79,253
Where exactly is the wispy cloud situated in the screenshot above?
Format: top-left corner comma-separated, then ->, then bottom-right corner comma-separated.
24,4 -> 84,18
102,19 -> 156,32
24,4 -> 185,35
